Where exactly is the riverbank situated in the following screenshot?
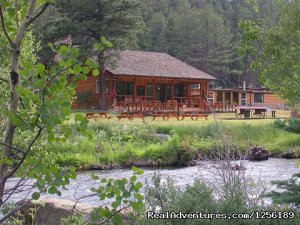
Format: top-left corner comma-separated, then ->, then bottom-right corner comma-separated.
40,114 -> 300,170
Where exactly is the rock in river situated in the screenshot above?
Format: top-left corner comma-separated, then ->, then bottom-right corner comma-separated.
247,146 -> 269,161
280,150 -> 298,159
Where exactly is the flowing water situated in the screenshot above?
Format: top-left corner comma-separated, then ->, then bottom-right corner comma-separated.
5,158 -> 300,206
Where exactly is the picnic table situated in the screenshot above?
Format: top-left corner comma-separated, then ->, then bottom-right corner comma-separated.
117,112 -> 145,122
152,110 -> 180,121
179,111 -> 208,121
86,112 -> 111,121
235,106 -> 268,118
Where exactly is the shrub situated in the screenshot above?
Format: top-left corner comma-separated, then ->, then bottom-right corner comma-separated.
274,118 -> 300,133
139,174 -> 299,225
76,90 -> 93,108
265,173 -> 300,207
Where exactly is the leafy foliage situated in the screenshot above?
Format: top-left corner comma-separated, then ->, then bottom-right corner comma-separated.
140,173 -> 299,225
89,166 -> 145,225
266,173 -> 300,207
239,1 -> 300,102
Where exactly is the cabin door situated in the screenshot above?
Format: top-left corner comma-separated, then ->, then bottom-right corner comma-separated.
156,84 -> 172,102
156,84 -> 165,102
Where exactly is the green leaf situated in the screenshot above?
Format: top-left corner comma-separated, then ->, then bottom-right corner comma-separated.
132,166 -> 144,175
135,182 -> 143,190
82,67 -> 90,75
92,69 -> 100,76
131,201 -> 143,211
99,207 -> 111,218
112,201 -> 119,208
59,45 -> 70,53
75,113 -> 84,122
112,214 -> 122,224
130,175 -> 137,182
32,192 -> 40,200
91,173 -> 99,180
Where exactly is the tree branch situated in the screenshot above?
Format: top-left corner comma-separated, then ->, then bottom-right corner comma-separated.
27,3 -> 50,25
0,142 -> 25,155
0,5 -> 14,46
3,126 -> 43,181
15,0 -> 20,28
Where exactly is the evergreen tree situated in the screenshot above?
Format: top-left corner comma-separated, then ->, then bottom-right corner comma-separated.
34,0 -> 143,109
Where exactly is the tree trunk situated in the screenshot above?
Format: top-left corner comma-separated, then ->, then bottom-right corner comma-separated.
0,48 -> 20,203
98,73 -> 106,110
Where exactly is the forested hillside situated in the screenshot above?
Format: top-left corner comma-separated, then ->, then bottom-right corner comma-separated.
33,0 -> 283,88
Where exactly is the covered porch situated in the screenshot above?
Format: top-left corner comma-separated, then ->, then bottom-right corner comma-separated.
110,76 -> 209,111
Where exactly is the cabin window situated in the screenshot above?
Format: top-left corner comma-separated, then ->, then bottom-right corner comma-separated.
96,79 -> 108,94
241,92 -> 247,106
116,82 -> 134,95
254,93 -> 264,103
174,84 -> 184,97
225,92 -> 231,104
217,91 -> 223,103
146,84 -> 153,96
137,86 -> 145,96
191,83 -> 200,89
233,92 -> 239,105
207,92 -> 214,104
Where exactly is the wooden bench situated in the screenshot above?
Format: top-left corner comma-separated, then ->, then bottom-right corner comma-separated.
86,112 -> 111,121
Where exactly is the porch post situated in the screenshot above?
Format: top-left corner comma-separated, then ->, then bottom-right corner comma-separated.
153,79 -> 156,101
230,91 -> 233,105
171,80 -> 174,100
133,78 -> 137,102
188,82 -> 191,107
113,78 -> 116,108
222,91 -> 226,106
144,79 -> 147,101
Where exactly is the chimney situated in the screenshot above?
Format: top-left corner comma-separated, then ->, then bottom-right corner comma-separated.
243,81 -> 246,91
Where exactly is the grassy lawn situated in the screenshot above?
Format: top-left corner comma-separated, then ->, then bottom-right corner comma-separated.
44,110 -> 300,170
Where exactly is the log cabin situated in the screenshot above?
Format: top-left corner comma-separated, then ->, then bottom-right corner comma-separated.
74,50 -> 216,110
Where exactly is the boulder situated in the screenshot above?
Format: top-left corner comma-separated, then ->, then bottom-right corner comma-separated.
247,146 -> 269,161
280,150 -> 298,159
20,198 -> 94,225
230,164 -> 246,171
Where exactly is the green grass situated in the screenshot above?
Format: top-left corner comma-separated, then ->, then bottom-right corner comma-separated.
45,112 -> 300,169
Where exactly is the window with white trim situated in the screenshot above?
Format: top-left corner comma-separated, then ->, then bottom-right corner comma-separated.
191,83 -> 200,89
96,79 -> 109,94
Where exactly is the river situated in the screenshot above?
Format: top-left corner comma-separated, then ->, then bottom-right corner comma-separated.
5,158 -> 300,206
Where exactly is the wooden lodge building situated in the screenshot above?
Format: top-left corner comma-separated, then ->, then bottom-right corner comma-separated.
74,50 -> 286,111
208,88 -> 286,110
74,50 -> 216,110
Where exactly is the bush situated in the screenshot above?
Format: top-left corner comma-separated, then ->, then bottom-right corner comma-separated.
265,173 -> 300,207
138,173 -> 299,225
76,90 -> 93,108
274,118 -> 300,133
